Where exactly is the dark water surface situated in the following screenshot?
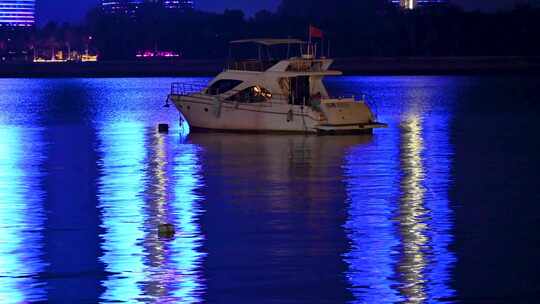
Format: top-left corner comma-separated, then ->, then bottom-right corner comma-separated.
0,76 -> 539,303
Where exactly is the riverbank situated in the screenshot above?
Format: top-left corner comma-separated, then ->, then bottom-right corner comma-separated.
1,57 -> 539,77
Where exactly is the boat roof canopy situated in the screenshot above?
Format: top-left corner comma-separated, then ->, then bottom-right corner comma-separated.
230,39 -> 306,46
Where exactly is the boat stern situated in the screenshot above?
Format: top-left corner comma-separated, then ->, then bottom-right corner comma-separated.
316,98 -> 387,134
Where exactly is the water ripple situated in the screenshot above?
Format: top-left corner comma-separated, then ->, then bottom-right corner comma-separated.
96,122 -> 206,303
0,126 -> 47,303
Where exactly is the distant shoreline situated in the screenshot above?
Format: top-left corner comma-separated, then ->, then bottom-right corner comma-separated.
1,57 -> 539,78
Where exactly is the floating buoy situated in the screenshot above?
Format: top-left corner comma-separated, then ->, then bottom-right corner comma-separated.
158,223 -> 175,238
158,123 -> 169,133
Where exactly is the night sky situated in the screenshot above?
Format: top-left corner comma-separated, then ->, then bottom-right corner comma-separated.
37,0 -> 527,26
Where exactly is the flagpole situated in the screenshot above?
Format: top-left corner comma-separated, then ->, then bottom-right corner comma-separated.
322,36 -> 325,58
328,40 -> 331,58
308,25 -> 312,57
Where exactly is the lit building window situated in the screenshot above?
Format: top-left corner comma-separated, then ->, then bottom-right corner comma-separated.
102,0 -> 194,15
0,0 -> 35,27
391,0 -> 448,10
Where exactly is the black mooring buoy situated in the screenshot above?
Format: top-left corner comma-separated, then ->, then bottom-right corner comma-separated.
158,123 -> 169,133
158,223 -> 176,238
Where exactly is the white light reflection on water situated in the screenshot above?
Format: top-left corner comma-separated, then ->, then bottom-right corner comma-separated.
140,131 -> 205,303
97,121 -> 205,303
0,127 -> 47,303
397,106 -> 456,303
398,114 -> 430,303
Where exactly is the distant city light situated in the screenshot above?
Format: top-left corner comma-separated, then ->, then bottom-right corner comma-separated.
392,0 -> 448,10
33,50 -> 99,63
136,50 -> 181,58
163,0 -> 194,10
82,54 -> 99,62
102,0 -> 194,15
0,0 -> 35,27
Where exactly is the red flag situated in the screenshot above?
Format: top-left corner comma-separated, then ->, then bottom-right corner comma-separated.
309,25 -> 324,39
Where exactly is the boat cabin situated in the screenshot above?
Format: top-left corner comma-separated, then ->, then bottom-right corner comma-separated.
202,39 -> 343,107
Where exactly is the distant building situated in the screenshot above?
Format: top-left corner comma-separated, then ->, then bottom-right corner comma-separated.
0,0 -> 35,27
102,0 -> 194,15
163,0 -> 194,10
102,0 -> 143,15
392,0 -> 448,10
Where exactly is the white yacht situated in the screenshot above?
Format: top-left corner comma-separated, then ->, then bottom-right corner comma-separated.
168,39 -> 387,134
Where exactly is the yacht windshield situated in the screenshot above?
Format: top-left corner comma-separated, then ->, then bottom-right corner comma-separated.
207,79 -> 243,95
227,86 -> 272,103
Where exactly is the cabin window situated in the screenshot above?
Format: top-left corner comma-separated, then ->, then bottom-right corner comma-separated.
227,86 -> 272,103
207,79 -> 243,95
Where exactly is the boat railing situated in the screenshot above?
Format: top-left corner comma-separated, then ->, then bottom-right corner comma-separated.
225,59 -> 327,73
285,59 -> 325,72
225,60 -> 278,72
170,82 -> 208,96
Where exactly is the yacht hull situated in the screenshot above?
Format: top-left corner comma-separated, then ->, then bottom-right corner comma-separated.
171,95 -> 385,134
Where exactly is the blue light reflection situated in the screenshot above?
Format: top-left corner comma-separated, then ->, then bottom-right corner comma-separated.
170,141 -> 205,302
97,122 -> 205,303
396,94 -> 456,304
97,122 -> 147,302
0,126 -> 47,304
343,76 -> 456,303
419,113 -> 456,302
343,121 -> 403,303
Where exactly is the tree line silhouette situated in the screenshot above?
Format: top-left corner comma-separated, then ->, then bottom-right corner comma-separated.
2,0 -> 540,61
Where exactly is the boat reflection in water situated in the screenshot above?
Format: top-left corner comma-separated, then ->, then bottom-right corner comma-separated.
344,109 -> 455,302
187,133 -> 372,303
0,127 -> 47,303
97,122 -> 205,303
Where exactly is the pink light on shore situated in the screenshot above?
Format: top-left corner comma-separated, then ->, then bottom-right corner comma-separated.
136,50 -> 181,58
